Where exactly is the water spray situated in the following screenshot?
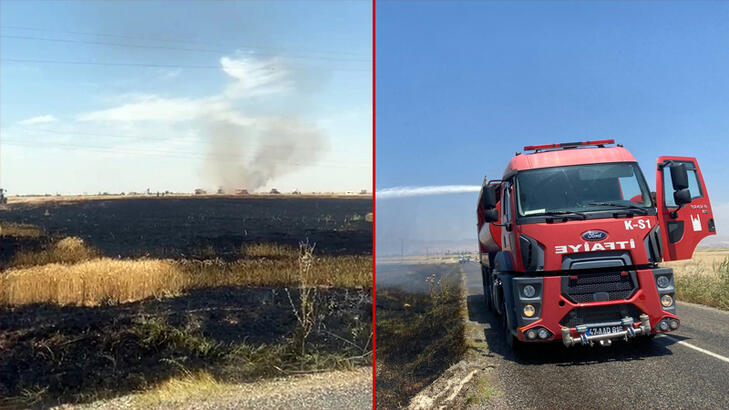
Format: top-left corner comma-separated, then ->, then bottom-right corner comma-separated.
377,185 -> 481,199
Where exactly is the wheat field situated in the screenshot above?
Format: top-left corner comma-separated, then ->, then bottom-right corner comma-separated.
0,237 -> 371,307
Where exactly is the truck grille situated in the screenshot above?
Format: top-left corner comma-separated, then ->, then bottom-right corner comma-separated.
559,304 -> 643,328
561,270 -> 638,303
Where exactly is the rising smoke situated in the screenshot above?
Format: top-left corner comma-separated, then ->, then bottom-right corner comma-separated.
204,118 -> 327,192
377,185 -> 481,199
202,55 -> 329,192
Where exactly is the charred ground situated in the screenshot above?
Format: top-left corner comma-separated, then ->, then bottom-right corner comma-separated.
0,197 -> 372,409
0,197 -> 371,265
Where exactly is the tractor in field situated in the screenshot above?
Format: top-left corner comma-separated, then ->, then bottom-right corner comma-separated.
477,140 -> 714,347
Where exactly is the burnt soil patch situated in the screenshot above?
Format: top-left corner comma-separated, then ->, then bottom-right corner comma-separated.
0,197 -> 371,265
0,286 -> 371,409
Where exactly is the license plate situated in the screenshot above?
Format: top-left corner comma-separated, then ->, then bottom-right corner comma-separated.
589,326 -> 622,336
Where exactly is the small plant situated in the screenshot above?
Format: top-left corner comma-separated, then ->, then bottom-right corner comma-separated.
286,240 -> 318,357
133,317 -> 226,360
713,256 -> 729,281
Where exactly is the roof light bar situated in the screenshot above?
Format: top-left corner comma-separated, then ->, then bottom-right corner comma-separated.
523,139 -> 615,152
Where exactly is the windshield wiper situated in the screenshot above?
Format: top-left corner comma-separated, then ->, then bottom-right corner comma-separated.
541,210 -> 587,221
587,202 -> 650,214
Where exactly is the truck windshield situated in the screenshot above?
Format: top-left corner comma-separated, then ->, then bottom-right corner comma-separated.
515,162 -> 652,217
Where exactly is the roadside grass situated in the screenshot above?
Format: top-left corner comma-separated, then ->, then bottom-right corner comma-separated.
465,374 -> 502,406
0,238 -> 371,306
673,255 -> 729,311
376,265 -> 466,410
132,370 -> 228,407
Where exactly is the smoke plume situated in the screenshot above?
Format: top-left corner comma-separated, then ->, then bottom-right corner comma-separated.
204,118 -> 328,192
200,55 -> 330,192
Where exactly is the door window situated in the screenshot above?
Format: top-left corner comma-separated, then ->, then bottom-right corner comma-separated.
663,162 -> 703,207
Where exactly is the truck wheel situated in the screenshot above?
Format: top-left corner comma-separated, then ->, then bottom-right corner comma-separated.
500,298 -> 517,349
481,267 -> 493,311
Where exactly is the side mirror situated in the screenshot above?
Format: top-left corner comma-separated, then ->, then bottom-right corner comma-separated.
670,163 -> 689,191
674,188 -> 691,206
484,208 -> 498,223
481,185 -> 498,209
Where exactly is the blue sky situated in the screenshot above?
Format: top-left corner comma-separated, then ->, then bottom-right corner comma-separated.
1,1 -> 371,194
376,1 -> 729,254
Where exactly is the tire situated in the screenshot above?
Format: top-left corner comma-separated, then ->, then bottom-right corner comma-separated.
500,294 -> 517,349
481,266 -> 493,311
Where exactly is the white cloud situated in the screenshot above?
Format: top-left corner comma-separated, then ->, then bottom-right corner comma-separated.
77,56 -> 289,125
18,114 -> 57,125
3,53 -> 363,194
220,56 -> 291,98
77,95 -> 253,126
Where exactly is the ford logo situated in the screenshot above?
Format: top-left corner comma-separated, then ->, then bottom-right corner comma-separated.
582,230 -> 607,241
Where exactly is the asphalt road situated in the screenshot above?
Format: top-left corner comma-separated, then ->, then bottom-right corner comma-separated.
462,261 -> 729,409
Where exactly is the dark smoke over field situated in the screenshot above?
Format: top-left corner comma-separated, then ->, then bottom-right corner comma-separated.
204,118 -> 328,192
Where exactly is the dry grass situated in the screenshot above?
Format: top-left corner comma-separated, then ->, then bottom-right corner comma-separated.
11,236 -> 98,267
0,238 -> 371,307
242,242 -> 298,258
0,222 -> 43,238
0,258 -> 184,306
133,370 -> 229,406
668,251 -> 729,310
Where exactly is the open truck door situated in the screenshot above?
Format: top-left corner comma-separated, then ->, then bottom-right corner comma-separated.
656,156 -> 715,261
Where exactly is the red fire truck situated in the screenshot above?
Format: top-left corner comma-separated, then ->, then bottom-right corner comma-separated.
477,140 -> 714,347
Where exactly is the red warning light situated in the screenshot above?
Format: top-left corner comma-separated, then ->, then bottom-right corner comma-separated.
524,139 -> 615,152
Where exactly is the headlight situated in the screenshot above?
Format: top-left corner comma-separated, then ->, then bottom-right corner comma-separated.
661,294 -> 674,307
656,275 -> 670,288
523,304 -> 536,317
537,328 -> 550,339
526,329 -> 537,339
523,284 -> 536,298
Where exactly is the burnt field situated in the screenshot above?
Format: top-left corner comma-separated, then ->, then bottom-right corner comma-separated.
0,197 -> 372,408
0,286 -> 371,408
0,197 -> 371,264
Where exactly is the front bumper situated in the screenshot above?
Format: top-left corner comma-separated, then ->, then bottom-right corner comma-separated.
511,268 -> 680,345
560,314 -> 651,347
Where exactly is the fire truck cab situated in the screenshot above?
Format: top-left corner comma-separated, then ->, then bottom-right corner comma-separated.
477,140 -> 715,347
